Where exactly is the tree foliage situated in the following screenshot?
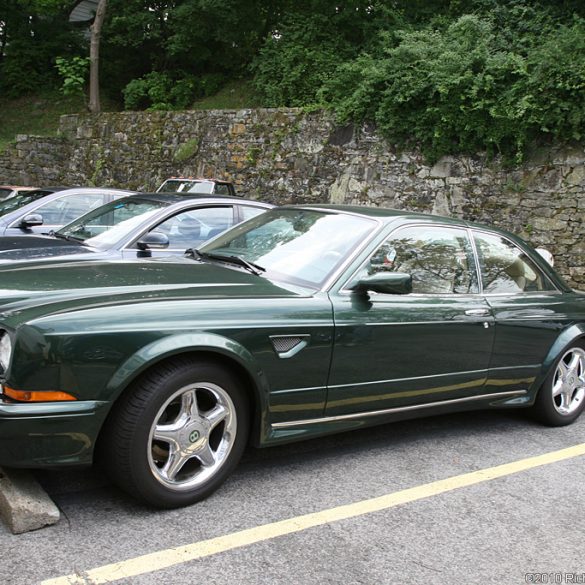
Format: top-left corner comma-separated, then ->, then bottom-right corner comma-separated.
314,2 -> 585,161
0,1 -> 84,96
1,0 -> 584,160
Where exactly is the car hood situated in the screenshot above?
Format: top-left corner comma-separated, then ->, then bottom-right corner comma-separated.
0,235 -> 97,263
0,256 -> 310,319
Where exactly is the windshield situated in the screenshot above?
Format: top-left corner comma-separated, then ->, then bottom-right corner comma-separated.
57,198 -> 168,249
0,190 -> 50,217
198,208 -> 377,288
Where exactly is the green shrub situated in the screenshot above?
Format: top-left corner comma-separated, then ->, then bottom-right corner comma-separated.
55,56 -> 90,98
252,13 -> 358,107
174,138 -> 200,162
320,13 -> 585,162
123,72 -> 226,111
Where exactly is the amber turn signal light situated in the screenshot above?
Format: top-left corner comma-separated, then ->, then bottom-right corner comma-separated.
2,386 -> 77,402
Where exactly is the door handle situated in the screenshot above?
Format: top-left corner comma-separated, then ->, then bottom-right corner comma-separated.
464,308 -> 491,317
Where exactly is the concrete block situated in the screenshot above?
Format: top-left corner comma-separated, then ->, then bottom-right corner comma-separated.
0,467 -> 60,534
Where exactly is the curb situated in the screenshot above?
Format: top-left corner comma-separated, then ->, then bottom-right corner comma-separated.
0,467 -> 60,534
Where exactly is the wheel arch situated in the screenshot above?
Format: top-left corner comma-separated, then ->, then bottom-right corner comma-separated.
99,332 -> 268,446
530,323 -> 585,398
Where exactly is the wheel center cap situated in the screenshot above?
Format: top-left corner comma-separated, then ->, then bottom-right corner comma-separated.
189,430 -> 200,443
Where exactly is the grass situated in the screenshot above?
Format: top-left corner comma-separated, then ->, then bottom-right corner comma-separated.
191,80 -> 262,110
0,81 -> 261,151
0,90 -> 122,151
0,92 -> 86,151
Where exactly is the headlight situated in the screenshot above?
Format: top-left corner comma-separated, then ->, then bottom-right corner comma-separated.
0,330 -> 13,373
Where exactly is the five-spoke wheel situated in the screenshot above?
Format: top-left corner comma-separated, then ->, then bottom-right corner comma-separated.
533,343 -> 585,426
148,383 -> 237,491
100,358 -> 249,508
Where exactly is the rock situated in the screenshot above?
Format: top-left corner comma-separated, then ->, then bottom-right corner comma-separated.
0,468 -> 60,534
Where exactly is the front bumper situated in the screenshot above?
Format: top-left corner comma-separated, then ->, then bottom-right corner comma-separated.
0,397 -> 110,468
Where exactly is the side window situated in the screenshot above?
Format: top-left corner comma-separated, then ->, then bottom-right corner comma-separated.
33,193 -> 108,225
352,225 -> 478,294
226,217 -> 294,255
474,232 -> 555,293
239,205 -> 266,221
213,184 -> 231,196
148,206 -> 234,249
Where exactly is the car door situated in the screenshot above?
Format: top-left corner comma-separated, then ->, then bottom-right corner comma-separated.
325,224 -> 495,417
5,192 -> 112,235
473,230 -> 569,395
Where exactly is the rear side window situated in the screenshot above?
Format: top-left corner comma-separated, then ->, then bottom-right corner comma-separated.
473,232 -> 556,293
213,184 -> 232,196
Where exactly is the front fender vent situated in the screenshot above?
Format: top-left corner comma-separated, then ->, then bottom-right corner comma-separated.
270,335 -> 310,358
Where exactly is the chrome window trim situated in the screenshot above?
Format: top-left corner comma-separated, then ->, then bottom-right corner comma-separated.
481,290 -> 563,298
467,226 -> 484,294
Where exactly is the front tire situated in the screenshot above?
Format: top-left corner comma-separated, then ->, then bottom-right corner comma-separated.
532,343 -> 585,426
100,357 -> 250,508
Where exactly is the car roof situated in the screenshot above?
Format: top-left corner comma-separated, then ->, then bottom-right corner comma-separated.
290,203 -> 529,243
49,187 -> 136,195
296,203 -> 508,227
162,177 -> 232,184
290,204 -> 468,224
127,192 -> 272,207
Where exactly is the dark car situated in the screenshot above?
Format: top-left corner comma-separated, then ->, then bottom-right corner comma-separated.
0,193 -> 272,264
0,187 -> 132,236
156,177 -> 236,197
0,185 -> 39,200
0,205 -> 583,509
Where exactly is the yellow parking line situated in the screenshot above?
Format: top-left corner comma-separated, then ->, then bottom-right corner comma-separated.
42,442 -> 585,585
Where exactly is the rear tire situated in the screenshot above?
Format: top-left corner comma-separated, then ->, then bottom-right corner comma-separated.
532,342 -> 585,426
99,357 -> 249,508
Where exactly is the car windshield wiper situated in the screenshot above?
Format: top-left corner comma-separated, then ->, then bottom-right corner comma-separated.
186,248 -> 266,276
51,231 -> 87,244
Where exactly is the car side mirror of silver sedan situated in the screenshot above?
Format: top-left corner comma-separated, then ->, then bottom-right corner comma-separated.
136,231 -> 170,250
20,213 -> 44,228
351,272 -> 413,295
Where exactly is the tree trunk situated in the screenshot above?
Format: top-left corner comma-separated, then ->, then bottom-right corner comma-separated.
89,0 -> 107,113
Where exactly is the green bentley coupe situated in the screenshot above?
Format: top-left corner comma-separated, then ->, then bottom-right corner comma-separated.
0,205 -> 584,508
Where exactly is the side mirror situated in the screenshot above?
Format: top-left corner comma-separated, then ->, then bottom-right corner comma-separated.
20,213 -> 44,228
536,248 -> 554,267
136,231 -> 170,250
350,272 -> 413,295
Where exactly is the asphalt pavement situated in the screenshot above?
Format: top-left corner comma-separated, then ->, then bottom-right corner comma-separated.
1,408 -> 584,585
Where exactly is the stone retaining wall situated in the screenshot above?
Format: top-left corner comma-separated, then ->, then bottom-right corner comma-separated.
0,108 -> 583,286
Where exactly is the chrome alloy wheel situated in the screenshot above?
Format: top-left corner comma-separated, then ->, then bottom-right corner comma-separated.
552,347 -> 585,416
147,382 -> 237,490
